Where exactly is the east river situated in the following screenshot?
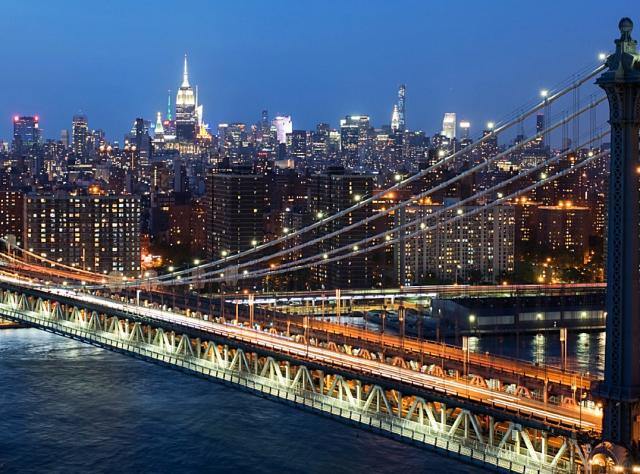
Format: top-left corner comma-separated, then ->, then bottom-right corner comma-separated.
0,328 -> 604,473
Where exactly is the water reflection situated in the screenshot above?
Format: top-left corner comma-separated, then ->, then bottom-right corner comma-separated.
467,331 -> 606,378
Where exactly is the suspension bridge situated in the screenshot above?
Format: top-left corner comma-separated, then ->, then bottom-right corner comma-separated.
2,17 -> 640,474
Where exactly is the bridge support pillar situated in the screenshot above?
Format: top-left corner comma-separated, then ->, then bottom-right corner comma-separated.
440,404 -> 447,431
488,416 -> 495,446
595,18 -> 640,456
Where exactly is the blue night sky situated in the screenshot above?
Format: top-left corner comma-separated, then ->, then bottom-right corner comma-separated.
0,0 -> 636,142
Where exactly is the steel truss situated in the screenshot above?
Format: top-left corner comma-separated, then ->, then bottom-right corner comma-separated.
0,287 -> 595,473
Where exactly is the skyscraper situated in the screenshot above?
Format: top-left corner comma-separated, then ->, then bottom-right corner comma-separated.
339,115 -> 370,169
153,112 -> 165,144
72,114 -> 88,158
12,116 -> 41,152
175,55 -> 197,142
397,84 -> 406,131
272,116 -> 293,144
309,167 -> 375,288
442,113 -> 456,140
391,105 -> 400,132
205,167 -> 265,260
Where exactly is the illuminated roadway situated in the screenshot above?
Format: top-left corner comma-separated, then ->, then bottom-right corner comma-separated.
28,283 -> 600,435
294,319 -> 596,393
0,270 -> 602,434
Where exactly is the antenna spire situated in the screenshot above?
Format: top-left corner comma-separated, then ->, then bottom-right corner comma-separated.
182,54 -> 190,88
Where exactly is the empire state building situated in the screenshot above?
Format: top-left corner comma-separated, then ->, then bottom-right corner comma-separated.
175,54 -> 197,141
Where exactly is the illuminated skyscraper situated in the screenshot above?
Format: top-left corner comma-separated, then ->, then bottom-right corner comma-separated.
175,55 -> 197,141
339,115 -> 370,168
12,116 -> 41,152
442,113 -> 456,140
397,84 -> 406,131
153,112 -> 165,144
272,116 -> 292,144
391,105 -> 400,132
72,114 -> 88,158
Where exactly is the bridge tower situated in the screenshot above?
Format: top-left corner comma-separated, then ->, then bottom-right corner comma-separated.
597,17 -> 640,455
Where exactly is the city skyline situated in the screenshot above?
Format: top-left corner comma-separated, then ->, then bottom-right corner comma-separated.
0,0 -> 634,140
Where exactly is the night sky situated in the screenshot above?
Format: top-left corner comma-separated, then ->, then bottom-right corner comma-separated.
0,0 -> 635,141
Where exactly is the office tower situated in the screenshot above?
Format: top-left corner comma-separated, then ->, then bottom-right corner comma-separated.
154,112 -> 165,144
459,120 -> 472,148
219,123 -> 247,164
310,123 -> 330,170
391,105 -> 400,132
25,192 -> 141,276
272,116 -> 293,144
308,167 -> 375,288
132,117 -> 152,178
12,116 -> 41,152
205,167 -> 265,259
72,114 -> 88,158
442,113 -> 457,140
339,115 -> 370,169
175,55 -> 197,141
261,110 -> 269,130
397,84 -> 406,131
288,130 -> 308,165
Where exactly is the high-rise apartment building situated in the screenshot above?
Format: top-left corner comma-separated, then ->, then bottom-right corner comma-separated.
535,203 -> 592,259
25,192 -> 141,276
205,167 -> 265,260
308,167 -> 375,289
395,199 -> 515,285
0,191 -> 25,247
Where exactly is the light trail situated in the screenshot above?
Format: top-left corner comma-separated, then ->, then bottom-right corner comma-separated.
13,278 -> 600,433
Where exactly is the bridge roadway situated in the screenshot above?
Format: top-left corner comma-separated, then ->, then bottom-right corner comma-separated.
123,288 -> 596,398
222,283 -> 606,303
26,284 -> 600,436
291,319 -> 595,395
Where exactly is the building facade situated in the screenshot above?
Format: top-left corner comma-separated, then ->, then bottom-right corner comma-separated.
205,168 -> 265,260
25,193 -> 141,276
308,167 -> 375,289
395,200 -> 515,285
